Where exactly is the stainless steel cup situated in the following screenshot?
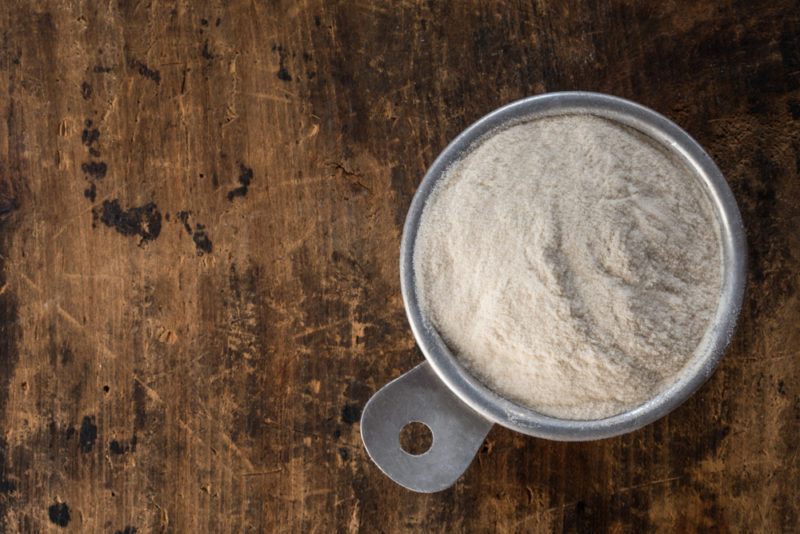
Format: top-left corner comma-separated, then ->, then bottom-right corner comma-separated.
360,92 -> 747,493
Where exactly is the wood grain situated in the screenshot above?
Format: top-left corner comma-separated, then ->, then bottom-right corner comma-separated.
0,1 -> 798,532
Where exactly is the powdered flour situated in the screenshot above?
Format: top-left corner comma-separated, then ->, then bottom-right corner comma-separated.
413,114 -> 722,420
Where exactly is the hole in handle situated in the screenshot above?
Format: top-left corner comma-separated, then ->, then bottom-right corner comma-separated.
399,421 -> 433,455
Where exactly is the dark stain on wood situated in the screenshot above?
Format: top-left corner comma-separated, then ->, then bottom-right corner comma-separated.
0,1 -> 798,532
128,58 -> 161,84
227,163 -> 253,201
80,81 -> 92,100
81,120 -> 100,148
273,44 -> 293,82
81,161 -> 107,180
175,211 -> 213,255
94,200 -> 162,243
47,502 -> 70,527
190,225 -> 212,255
109,435 -> 135,456
83,182 -> 97,202
201,40 -> 213,61
78,416 -> 97,453
341,404 -> 362,425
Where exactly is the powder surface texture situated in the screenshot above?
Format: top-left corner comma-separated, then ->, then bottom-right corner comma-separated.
413,114 -> 722,420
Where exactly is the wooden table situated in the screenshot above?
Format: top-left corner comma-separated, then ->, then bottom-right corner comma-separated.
1,1 -> 798,532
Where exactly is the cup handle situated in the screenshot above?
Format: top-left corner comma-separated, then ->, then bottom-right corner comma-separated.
360,362 -> 493,493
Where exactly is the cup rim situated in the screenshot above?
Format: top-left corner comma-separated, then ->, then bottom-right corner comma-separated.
399,91 -> 747,441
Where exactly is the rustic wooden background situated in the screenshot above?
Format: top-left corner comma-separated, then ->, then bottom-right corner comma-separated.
0,0 -> 798,532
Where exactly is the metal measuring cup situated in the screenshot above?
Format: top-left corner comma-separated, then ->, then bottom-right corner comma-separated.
360,92 -> 747,493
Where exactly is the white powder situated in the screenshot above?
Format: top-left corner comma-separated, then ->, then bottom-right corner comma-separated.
413,114 -> 722,420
